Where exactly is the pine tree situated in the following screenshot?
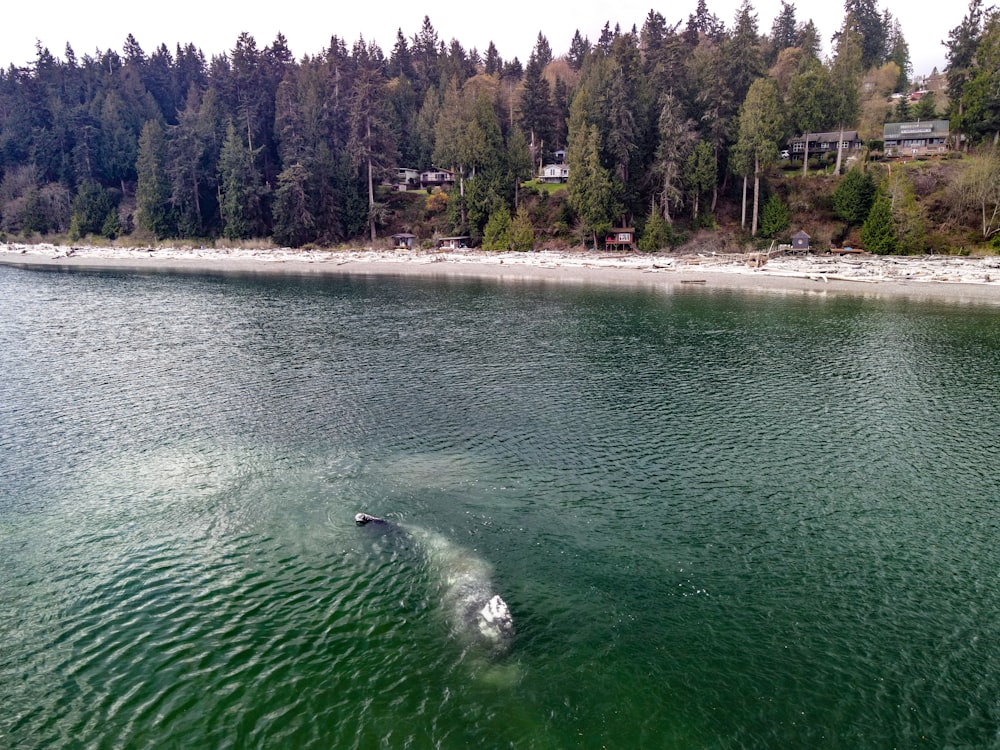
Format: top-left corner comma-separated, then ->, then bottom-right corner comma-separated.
829,18 -> 863,174
833,168 -> 876,227
759,193 -> 791,238
482,205 -> 512,251
651,93 -> 697,224
568,122 -> 618,249
683,140 -> 716,225
567,30 -> 590,71
69,180 -> 114,239
218,120 -> 264,240
735,77 -> 784,235
510,206 -> 535,251
519,54 -> 553,163
861,192 -> 897,254
271,163 -> 314,247
638,206 -> 670,252
135,119 -> 175,238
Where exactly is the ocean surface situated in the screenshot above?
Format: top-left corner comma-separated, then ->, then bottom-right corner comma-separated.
2,263 -> 1000,749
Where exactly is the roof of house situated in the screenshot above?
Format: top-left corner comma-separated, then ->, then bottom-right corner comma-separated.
883,120 -> 950,139
789,130 -> 861,143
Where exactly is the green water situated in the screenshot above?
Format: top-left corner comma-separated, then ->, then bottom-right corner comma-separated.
2,265 -> 1000,748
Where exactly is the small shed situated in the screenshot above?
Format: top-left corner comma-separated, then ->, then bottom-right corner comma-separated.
392,233 -> 417,249
605,228 -> 636,252
791,230 -> 810,250
437,236 -> 470,250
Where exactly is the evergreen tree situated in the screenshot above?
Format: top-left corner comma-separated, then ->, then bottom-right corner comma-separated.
271,162 -> 314,247
788,62 -> 831,174
463,91 -> 510,238
960,12 -> 1000,144
532,33 -> 553,68
348,38 -> 397,243
638,206 -> 670,251
135,119 -> 175,238
484,42 -> 503,76
218,120 -> 264,240
797,20 -> 822,61
169,85 -> 212,236
567,30 -> 591,71
510,206 -> 535,251
770,1 -> 798,61
651,93 -> 697,224
568,121 -> 618,249
519,53 -> 554,163
885,18 -> 911,92
735,77 -> 784,235
829,18 -> 863,174
842,0 -> 889,68
893,95 -> 912,122
912,91 -> 938,119
832,168 -> 876,227
759,193 -> 790,238
946,0 -> 984,148
389,29 -> 414,80
683,139 -> 716,224
69,179 -> 114,239
482,205 -> 512,251
725,0 -> 766,109
861,191 -> 897,254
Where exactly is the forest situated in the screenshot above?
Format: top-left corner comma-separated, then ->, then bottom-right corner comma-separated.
1,0 -> 1000,254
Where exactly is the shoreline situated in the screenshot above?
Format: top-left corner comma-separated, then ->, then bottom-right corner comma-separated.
3,242 -> 1000,304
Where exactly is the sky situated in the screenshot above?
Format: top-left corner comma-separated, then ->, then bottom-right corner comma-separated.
1,0 -> 962,78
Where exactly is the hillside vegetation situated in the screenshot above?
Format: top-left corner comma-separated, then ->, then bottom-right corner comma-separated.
2,3 -> 1000,255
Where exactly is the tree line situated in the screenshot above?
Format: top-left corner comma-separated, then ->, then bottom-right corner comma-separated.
0,0 -> 998,250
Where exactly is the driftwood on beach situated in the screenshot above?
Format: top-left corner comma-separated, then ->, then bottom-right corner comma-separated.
1,243 -> 999,302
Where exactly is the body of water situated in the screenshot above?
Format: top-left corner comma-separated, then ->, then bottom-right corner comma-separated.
2,264 -> 1000,748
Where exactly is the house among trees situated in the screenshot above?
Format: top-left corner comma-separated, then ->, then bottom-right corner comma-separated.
883,120 -> 950,158
394,168 -> 421,191
791,230 -> 810,251
421,169 -> 456,189
540,163 -> 569,183
788,131 -> 864,158
605,228 -> 636,252
392,233 -> 417,249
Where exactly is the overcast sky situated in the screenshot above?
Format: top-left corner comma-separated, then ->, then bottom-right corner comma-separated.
2,0 -> 960,78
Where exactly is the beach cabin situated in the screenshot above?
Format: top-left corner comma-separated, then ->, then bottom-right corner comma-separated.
392,233 -> 417,249
883,120 -> 950,157
791,230 -> 810,251
436,236 -> 470,250
605,228 -> 636,252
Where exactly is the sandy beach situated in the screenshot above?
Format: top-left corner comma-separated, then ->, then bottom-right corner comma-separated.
3,242 -> 1000,304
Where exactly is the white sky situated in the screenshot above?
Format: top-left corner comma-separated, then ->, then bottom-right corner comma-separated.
2,0 -> 957,78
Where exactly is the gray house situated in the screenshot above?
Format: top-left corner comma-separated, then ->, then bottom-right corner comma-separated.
883,120 -> 950,157
788,130 -> 863,157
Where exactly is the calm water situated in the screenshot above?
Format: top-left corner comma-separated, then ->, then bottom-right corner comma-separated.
2,264 -> 1000,749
